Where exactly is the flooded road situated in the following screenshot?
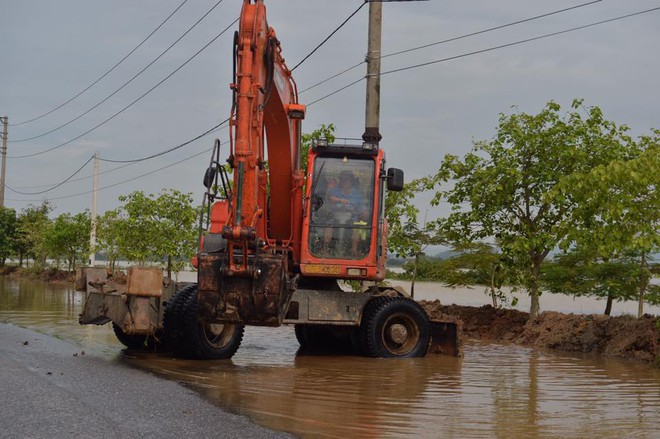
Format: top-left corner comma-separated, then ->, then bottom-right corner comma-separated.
2,278 -> 659,438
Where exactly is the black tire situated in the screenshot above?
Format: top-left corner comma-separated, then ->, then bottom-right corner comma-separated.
162,284 -> 197,350
112,322 -> 148,350
359,296 -> 430,358
176,285 -> 244,360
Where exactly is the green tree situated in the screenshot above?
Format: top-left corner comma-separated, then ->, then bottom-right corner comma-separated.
0,207 -> 17,267
45,211 -> 91,273
441,243 -> 520,307
431,100 -> 635,318
385,177 -> 445,297
17,201 -> 53,268
113,189 -> 198,277
556,133 -> 659,317
542,252 -> 659,315
301,123 -> 335,174
97,209 -> 123,273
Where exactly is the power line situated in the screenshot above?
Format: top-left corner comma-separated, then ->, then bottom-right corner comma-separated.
307,6 -> 660,107
7,142 -> 221,203
11,122 -> 230,188
290,1 -> 367,72
10,0 -> 226,143
300,0 -> 603,95
100,118 -> 229,163
11,161 -> 135,189
380,6 -> 660,77
307,77 -> 365,107
7,155 -> 93,195
8,18 -> 238,160
382,0 -> 603,60
10,0 -> 190,127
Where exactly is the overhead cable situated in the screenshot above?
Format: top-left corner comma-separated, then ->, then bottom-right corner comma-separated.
308,6 -> 660,106
11,0 -> 226,143
11,122 -> 230,188
9,143 -> 220,203
10,0 -> 190,127
300,0 -> 603,95
7,155 -> 94,195
8,18 -> 238,160
380,6 -> 660,77
290,1 -> 367,72
99,118 -> 229,163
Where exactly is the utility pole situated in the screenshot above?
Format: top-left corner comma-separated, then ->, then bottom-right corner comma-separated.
89,152 -> 99,266
362,1 -> 383,146
0,116 -> 7,208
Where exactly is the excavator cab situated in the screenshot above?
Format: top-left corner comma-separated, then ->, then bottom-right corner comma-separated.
300,140 -> 402,281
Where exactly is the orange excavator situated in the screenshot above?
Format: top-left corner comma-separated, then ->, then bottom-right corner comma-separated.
163,0 -> 459,359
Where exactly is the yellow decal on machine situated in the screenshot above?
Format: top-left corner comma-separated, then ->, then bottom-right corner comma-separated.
305,264 -> 342,275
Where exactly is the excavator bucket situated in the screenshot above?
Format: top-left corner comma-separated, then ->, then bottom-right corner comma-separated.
428,319 -> 462,357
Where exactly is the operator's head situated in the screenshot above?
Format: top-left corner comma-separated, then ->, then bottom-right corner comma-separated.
339,170 -> 354,189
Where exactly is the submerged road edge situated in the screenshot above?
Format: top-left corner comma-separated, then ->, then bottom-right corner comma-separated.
0,323 -> 292,439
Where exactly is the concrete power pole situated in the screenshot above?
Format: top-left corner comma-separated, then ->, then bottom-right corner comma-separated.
89,152 -> 99,266
0,116 -> 7,208
362,1 -> 383,146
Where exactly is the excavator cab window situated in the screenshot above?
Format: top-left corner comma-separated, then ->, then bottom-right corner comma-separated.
308,156 -> 375,260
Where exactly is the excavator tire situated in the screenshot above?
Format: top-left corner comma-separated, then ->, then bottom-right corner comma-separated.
112,322 -> 149,350
359,296 -> 430,358
176,285 -> 244,360
162,284 -> 197,350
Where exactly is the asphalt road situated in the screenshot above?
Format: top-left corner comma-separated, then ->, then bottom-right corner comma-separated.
0,323 -> 292,439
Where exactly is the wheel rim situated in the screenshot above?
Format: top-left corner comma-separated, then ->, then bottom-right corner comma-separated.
201,322 -> 235,348
380,312 -> 421,356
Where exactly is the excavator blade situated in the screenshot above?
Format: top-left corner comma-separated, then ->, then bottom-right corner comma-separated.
428,320 -> 462,357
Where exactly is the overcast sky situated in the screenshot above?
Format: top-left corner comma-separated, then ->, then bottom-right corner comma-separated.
2,0 -> 659,219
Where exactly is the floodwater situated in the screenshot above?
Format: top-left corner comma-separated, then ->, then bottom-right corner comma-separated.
2,278 -> 660,438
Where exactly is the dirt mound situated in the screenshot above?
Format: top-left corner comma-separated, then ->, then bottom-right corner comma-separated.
521,312 -> 660,364
421,301 -> 660,366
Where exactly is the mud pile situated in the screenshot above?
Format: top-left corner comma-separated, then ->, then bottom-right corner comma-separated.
422,301 -> 660,366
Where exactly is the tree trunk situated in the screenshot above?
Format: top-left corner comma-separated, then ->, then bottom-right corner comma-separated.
490,269 -> 498,307
529,258 -> 542,319
637,253 -> 648,319
410,253 -> 419,299
604,292 -> 613,316
167,255 -> 172,280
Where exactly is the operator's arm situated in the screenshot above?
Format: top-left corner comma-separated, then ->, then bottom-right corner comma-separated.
327,188 -> 349,205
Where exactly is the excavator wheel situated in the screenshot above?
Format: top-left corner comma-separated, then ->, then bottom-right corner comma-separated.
112,323 -> 149,350
174,285 -> 244,360
162,284 -> 197,350
359,296 -> 430,358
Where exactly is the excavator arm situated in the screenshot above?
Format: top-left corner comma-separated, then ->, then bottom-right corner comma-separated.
225,0 -> 305,273
196,0 -> 305,327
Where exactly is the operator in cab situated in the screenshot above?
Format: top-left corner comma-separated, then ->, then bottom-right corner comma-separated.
327,170 -> 365,210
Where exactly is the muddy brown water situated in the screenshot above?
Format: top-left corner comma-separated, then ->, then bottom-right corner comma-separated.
2,278 -> 660,438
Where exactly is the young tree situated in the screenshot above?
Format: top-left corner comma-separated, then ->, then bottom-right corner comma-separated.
301,123 -> 335,174
0,207 -> 17,267
556,133 -> 659,317
386,177 -> 444,297
542,252 -> 659,315
431,100 -> 635,318
441,243 -> 520,308
16,201 -> 53,268
112,189 -> 198,277
46,212 -> 91,273
97,210 -> 123,273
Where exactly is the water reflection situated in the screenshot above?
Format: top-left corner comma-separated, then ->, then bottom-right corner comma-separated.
2,278 -> 660,438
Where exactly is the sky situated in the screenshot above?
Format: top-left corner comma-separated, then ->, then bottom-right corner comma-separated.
1,0 -> 659,220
